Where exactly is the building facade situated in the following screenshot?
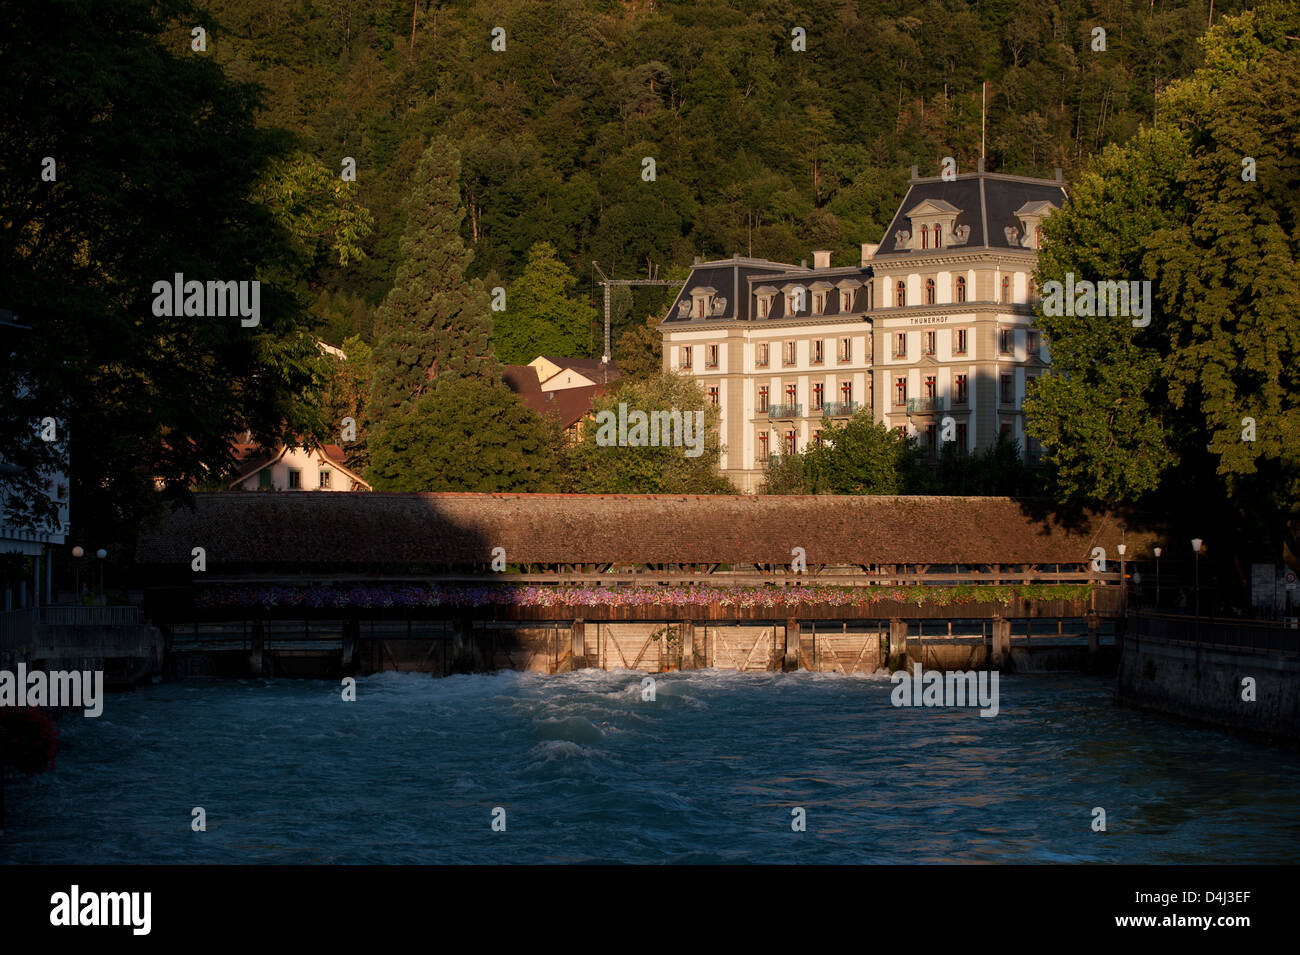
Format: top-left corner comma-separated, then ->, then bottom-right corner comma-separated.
229,441 -> 371,492
660,165 -> 1066,492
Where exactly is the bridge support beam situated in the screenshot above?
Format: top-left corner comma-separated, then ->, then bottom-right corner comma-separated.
680,620 -> 695,670
991,616 -> 1012,671
341,617 -> 358,673
571,619 -> 586,671
250,619 -> 265,676
1085,611 -> 1102,672
783,618 -> 800,671
888,619 -> 908,671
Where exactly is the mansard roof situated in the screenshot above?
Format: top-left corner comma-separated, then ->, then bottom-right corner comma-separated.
876,170 -> 1067,257
663,256 -> 874,327
661,256 -> 797,325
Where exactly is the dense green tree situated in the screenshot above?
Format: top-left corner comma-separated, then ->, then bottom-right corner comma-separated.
319,335 -> 372,475
368,136 -> 497,430
0,0 -> 325,548
495,242 -> 597,364
613,312 -> 665,381
759,452 -> 819,495
368,376 -> 560,492
251,151 -> 374,275
564,373 -> 731,493
805,414 -> 925,496
1025,124 -> 1188,506
934,434 -> 1040,497
1026,2 -> 1300,561
199,0 -> 1251,309
310,289 -> 373,347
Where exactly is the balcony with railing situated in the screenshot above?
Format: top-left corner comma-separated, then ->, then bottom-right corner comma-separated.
906,396 -> 946,414
767,403 -> 801,420
820,401 -> 857,417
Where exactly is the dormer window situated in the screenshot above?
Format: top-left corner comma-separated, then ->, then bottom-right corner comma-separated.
836,278 -> 861,313
1012,200 -> 1059,249
809,281 -> 833,315
786,285 -> 807,315
690,285 -> 717,319
754,285 -> 778,319
904,199 -> 964,251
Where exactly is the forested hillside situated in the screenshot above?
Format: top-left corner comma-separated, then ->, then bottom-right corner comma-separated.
199,0 -> 1237,350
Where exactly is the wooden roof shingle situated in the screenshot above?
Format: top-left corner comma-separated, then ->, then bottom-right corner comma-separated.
135,493 -> 1149,568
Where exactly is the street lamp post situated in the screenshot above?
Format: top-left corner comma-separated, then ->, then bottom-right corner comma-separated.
1191,539 -> 1203,632
71,545 -> 83,601
1117,543 -> 1128,617
1153,546 -> 1162,609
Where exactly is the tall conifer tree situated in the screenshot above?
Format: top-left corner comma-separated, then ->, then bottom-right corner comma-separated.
369,137 -> 497,429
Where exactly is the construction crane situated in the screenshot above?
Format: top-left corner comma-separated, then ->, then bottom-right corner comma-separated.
592,262 -> 672,366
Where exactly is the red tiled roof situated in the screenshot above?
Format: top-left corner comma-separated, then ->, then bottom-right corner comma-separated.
517,384 -> 607,430
502,365 -> 542,393
136,492 -> 1151,567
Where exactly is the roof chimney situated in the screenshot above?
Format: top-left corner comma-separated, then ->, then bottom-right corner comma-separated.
812,250 -> 832,269
861,243 -> 878,265
800,258 -> 807,269
1054,167 -> 1063,183
910,164 -> 919,180
693,256 -> 700,265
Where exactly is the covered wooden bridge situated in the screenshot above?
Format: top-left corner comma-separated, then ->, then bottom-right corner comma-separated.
135,493 -> 1154,675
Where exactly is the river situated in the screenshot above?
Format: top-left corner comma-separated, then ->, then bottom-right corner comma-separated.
3,669 -> 1298,864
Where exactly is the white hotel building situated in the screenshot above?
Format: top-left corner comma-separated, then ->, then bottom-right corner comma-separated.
660,165 -> 1067,491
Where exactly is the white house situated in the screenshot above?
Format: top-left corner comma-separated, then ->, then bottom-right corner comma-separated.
230,439 -> 371,492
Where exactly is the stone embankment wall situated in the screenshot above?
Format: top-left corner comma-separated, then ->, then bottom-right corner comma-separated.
1117,630 -> 1300,744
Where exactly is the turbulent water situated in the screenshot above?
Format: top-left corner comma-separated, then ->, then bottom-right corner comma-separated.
3,670 -> 1298,864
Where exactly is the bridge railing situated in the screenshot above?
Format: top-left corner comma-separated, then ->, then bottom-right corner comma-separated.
1129,612 -> 1300,654
39,605 -> 141,627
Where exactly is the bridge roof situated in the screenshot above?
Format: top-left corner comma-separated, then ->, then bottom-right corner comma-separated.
135,493 -> 1149,568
